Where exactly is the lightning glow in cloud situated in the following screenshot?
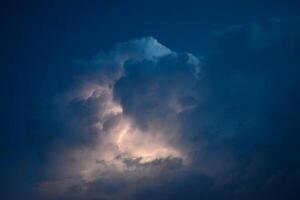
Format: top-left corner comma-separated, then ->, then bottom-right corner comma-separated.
39,38 -> 201,199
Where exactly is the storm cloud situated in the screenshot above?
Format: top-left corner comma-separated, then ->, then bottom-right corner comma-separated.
35,19 -> 300,200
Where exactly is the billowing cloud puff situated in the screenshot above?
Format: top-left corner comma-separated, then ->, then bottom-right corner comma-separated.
38,37 -> 202,199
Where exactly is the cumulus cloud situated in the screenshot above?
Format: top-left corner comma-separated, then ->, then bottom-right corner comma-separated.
38,37 -> 202,199
39,18 -> 300,200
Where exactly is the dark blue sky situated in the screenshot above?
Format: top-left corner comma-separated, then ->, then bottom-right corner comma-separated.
1,1 -> 300,199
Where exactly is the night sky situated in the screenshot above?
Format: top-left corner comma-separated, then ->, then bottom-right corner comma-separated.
1,1 -> 300,199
